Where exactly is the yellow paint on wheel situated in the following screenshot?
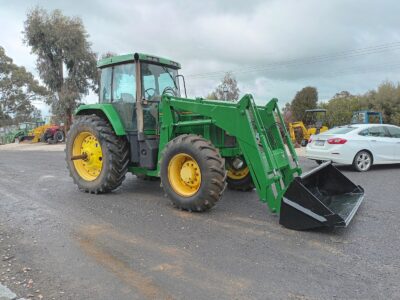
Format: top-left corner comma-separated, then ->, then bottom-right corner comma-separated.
227,166 -> 249,180
72,132 -> 103,181
168,153 -> 201,197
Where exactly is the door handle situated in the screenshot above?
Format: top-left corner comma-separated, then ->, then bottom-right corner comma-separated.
370,140 -> 377,142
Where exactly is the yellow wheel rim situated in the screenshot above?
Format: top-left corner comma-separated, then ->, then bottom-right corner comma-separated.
168,153 -> 201,197
227,166 -> 249,180
72,132 -> 103,181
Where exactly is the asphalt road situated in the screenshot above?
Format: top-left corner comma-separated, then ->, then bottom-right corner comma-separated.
0,146 -> 399,299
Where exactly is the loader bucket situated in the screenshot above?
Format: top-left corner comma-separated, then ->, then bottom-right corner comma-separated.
279,162 -> 364,230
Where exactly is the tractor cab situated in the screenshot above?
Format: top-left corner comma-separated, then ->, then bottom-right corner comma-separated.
98,53 -> 182,133
304,109 -> 327,132
97,53 -> 182,169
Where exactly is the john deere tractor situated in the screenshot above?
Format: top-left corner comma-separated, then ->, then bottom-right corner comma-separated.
66,53 -> 364,230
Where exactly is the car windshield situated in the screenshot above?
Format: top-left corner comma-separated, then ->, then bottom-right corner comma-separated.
325,126 -> 356,135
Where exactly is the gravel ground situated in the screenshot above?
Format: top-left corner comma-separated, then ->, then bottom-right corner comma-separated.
0,144 -> 399,299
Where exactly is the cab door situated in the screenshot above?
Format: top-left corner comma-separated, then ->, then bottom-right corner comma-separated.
110,63 -> 137,131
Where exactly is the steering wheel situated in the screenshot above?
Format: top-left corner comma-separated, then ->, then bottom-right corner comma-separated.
162,86 -> 178,97
144,88 -> 156,99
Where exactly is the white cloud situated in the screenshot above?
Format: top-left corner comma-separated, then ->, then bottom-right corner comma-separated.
2,0 -> 400,115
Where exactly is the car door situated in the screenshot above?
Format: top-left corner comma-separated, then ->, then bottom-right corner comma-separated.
366,126 -> 394,163
385,126 -> 400,162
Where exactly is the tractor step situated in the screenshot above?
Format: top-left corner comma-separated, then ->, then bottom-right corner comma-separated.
279,161 -> 364,230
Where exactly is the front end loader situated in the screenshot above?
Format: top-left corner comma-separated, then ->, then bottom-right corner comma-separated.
65,53 -> 364,230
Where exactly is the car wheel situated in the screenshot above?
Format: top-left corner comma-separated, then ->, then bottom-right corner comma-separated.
353,151 -> 372,172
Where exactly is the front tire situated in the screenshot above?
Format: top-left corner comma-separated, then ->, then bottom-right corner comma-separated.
66,115 -> 129,193
353,150 -> 372,172
160,134 -> 226,212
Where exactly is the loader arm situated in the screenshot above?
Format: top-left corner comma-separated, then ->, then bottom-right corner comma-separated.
160,94 -> 301,213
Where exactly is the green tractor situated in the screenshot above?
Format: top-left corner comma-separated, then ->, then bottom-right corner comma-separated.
66,53 -> 364,230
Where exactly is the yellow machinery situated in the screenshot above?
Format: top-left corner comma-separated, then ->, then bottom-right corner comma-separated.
289,109 -> 328,146
26,121 -> 51,143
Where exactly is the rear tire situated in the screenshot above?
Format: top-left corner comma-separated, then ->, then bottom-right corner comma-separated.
54,130 -> 65,143
40,133 -> 48,143
160,134 -> 226,212
66,114 -> 129,193
226,157 -> 254,191
353,150 -> 372,172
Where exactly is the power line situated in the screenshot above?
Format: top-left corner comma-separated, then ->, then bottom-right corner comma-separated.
187,41 -> 400,79
188,42 -> 400,78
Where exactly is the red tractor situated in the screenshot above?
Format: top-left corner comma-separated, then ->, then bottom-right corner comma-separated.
40,125 -> 65,143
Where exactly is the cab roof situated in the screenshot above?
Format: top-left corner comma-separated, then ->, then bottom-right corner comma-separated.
97,52 -> 181,69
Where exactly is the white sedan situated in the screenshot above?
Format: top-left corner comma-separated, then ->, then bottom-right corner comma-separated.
306,124 -> 400,171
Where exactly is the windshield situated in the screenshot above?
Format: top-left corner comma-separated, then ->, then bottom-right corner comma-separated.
141,63 -> 179,100
325,126 -> 356,135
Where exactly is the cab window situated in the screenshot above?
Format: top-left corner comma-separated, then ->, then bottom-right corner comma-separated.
100,64 -> 136,103
112,63 -> 136,103
141,63 -> 179,100
100,67 -> 112,103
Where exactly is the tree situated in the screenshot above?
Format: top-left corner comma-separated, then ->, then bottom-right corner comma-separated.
0,46 -> 50,126
290,86 -> 318,121
367,81 -> 400,125
282,102 -> 293,126
23,8 -> 98,129
207,72 -> 240,101
100,52 -> 117,59
320,92 -> 365,127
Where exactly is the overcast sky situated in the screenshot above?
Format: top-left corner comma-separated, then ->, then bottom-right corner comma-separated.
1,0 -> 400,116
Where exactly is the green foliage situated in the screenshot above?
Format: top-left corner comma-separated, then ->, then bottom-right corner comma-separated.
290,86 -> 318,121
366,81 -> 400,125
320,92 -> 365,127
0,46 -> 49,126
23,7 -> 98,128
323,83 -> 400,127
101,52 -> 117,59
282,102 -> 292,125
207,72 -> 240,101
286,82 -> 400,127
